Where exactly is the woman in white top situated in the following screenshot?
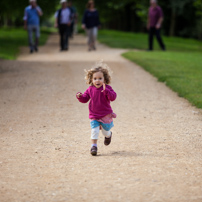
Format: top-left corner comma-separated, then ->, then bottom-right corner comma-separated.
55,0 -> 71,51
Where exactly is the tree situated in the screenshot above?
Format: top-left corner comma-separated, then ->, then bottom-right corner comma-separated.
193,0 -> 202,40
168,0 -> 192,36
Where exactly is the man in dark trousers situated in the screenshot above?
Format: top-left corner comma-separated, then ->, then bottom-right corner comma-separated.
55,0 -> 71,51
147,0 -> 166,51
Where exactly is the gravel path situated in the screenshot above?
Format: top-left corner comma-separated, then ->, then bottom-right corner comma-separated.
0,33 -> 202,202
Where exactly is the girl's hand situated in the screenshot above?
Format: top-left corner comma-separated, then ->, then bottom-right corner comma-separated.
76,92 -> 82,98
101,83 -> 106,92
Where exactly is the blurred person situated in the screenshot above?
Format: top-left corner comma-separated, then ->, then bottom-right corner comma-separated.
68,1 -> 78,38
82,0 -> 101,51
147,0 -> 166,51
55,0 -> 71,51
23,0 -> 43,53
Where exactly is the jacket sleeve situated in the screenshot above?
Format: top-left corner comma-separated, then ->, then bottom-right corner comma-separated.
104,86 -> 117,101
82,10 -> 87,25
76,88 -> 90,103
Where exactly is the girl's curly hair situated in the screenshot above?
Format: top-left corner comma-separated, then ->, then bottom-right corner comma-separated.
85,61 -> 112,85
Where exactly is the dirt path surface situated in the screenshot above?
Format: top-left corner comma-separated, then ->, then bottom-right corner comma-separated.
1,33 -> 202,202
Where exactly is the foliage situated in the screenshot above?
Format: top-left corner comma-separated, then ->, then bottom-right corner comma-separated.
194,0 -> 202,16
169,0 -> 191,14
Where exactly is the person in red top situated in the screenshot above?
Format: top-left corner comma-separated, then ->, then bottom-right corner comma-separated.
147,0 -> 166,51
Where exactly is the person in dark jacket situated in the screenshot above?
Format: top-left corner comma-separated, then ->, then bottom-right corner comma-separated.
82,0 -> 101,51
55,0 -> 71,51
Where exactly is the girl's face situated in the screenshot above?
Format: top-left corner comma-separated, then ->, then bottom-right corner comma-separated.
92,71 -> 104,88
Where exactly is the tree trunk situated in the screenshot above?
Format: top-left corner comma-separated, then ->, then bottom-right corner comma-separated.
169,7 -> 176,36
199,16 -> 202,40
4,17 -> 8,27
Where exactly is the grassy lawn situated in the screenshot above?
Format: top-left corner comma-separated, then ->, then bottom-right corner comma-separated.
98,29 -> 202,52
0,27 -> 56,60
98,30 -> 202,109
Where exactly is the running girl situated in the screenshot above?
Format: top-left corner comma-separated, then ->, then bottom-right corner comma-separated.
76,61 -> 117,156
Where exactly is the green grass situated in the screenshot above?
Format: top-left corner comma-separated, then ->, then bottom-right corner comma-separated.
123,51 -> 202,108
98,30 -> 202,52
0,27 -> 56,60
98,29 -> 202,108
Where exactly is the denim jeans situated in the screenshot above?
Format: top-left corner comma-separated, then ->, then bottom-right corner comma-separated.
27,25 -> 40,50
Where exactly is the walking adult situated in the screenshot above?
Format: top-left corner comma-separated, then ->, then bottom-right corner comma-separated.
147,0 -> 166,51
68,1 -> 78,38
82,0 -> 101,51
23,0 -> 43,53
55,0 -> 72,51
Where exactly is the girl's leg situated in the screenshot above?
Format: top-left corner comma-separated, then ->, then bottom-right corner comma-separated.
91,126 -> 100,155
101,127 -> 111,138
101,127 -> 112,146
91,126 -> 100,140
91,139 -> 97,145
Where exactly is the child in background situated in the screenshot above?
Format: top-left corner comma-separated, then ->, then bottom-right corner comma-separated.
76,61 -> 117,156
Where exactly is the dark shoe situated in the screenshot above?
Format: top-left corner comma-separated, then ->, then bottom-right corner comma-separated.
30,49 -> 34,54
64,47 -> 68,51
90,146 -> 97,156
34,46 -> 38,52
104,132 -> 112,146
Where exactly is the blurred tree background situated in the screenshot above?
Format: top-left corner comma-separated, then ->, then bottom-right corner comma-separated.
75,0 -> 202,39
0,0 -> 202,39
